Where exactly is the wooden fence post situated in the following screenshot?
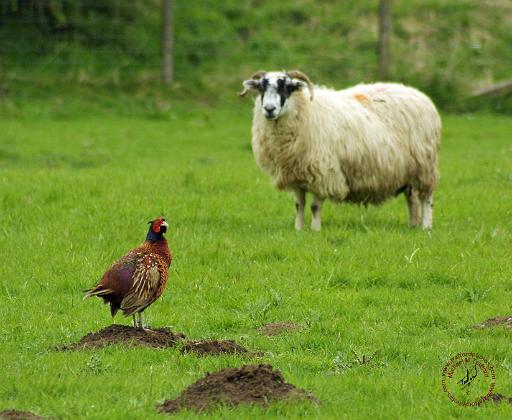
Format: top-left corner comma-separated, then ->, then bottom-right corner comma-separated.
162,0 -> 174,85
378,0 -> 391,80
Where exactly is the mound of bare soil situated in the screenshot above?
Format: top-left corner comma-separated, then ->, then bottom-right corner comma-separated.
59,324 -> 186,350
157,364 -> 318,414
0,410 -> 45,419
59,325 -> 258,356
257,321 -> 301,336
181,339 -> 252,357
472,316 -> 512,329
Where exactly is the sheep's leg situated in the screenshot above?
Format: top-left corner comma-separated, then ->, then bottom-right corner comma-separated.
421,194 -> 433,230
311,195 -> 324,231
294,189 -> 306,230
405,186 -> 421,227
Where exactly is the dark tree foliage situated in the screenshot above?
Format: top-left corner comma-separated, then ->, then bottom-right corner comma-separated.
0,0 -> 152,49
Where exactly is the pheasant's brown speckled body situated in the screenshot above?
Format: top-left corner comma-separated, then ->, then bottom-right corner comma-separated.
84,218 -> 171,328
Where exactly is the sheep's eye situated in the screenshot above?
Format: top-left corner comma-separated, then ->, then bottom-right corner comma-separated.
258,79 -> 268,93
286,83 -> 297,95
276,79 -> 287,94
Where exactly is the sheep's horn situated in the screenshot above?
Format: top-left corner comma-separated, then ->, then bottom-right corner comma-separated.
286,70 -> 314,101
238,70 -> 267,97
251,70 -> 267,80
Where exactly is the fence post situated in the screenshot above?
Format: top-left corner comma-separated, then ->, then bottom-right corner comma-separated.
162,0 -> 173,85
378,0 -> 391,80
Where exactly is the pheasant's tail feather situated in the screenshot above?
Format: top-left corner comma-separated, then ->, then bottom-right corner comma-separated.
83,287 -> 114,300
110,304 -> 120,317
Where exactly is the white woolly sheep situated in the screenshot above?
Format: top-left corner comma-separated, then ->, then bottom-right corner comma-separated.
239,70 -> 441,231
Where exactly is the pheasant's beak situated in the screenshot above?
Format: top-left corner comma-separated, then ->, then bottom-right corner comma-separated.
161,220 -> 169,228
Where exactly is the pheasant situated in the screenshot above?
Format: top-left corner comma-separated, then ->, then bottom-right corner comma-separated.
84,218 -> 172,329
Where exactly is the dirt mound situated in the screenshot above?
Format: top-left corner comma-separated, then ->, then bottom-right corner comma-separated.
59,324 -> 186,350
157,364 -> 318,414
0,410 -> 45,419
472,316 -> 512,329
488,393 -> 512,404
257,321 -> 301,336
181,340 -> 252,357
59,325 -> 257,355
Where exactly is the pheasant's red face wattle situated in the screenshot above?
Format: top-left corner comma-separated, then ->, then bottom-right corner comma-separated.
151,218 -> 168,233
152,220 -> 162,233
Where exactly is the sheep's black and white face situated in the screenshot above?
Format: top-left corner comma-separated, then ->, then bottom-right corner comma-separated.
242,72 -> 307,120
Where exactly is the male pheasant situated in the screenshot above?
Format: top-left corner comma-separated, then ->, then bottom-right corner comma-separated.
84,218 -> 172,329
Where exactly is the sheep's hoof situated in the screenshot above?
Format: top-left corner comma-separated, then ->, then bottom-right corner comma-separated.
311,223 -> 321,231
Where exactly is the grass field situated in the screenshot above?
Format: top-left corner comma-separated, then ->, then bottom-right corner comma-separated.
1,105 -> 511,418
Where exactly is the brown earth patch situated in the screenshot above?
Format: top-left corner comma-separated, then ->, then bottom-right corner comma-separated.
181,339 -> 255,357
59,325 -> 257,355
487,393 -> 512,404
472,316 -> 512,329
157,364 -> 318,414
58,324 -> 186,350
257,321 -> 301,336
0,410 -> 45,419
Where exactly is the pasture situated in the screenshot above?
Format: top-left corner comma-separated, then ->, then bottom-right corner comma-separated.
1,106 -> 511,418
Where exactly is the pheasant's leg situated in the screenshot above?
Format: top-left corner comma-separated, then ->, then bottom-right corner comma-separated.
294,188 -> 306,230
132,314 -> 137,328
136,312 -> 150,330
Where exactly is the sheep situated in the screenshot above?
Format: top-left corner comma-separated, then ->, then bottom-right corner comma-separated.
239,70 -> 441,231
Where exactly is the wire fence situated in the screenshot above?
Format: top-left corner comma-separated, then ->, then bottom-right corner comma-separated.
1,0 -> 511,109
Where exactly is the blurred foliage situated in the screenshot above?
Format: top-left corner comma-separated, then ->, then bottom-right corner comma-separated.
0,0 -> 512,112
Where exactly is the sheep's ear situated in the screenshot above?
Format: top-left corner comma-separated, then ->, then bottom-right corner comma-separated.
243,79 -> 260,90
239,80 -> 260,97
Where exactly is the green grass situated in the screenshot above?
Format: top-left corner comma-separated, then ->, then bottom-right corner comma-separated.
1,107 -> 511,419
